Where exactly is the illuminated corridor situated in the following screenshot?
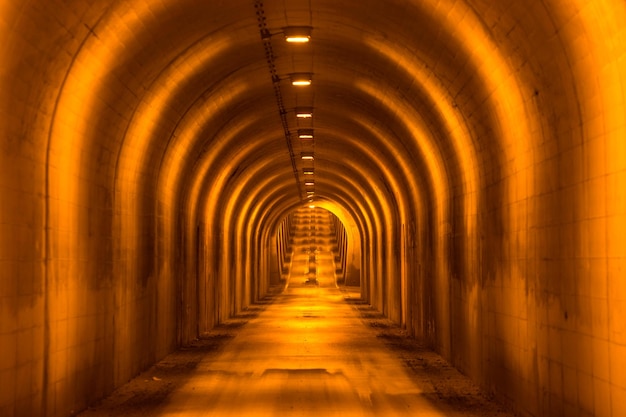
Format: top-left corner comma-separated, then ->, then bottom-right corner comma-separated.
78,208 -> 513,416
1,1 -> 626,416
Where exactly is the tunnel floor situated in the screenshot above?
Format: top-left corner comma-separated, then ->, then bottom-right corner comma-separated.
78,212 -> 515,416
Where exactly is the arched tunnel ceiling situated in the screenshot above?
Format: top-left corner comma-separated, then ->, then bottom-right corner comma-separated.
36,0 -> 536,226
3,0 -> 622,237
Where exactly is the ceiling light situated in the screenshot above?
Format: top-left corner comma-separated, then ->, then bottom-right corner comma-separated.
309,205 -> 316,209
291,73 -> 312,86
307,191 -> 315,195
304,169 -> 314,175
296,108 -> 313,118
284,26 -> 312,43
305,181 -> 314,186
287,36 -> 310,43
301,152 -> 314,160
298,129 -> 314,139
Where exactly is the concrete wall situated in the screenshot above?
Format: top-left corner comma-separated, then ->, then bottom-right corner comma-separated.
422,3 -> 626,416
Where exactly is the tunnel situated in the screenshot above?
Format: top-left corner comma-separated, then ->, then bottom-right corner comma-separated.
1,0 -> 625,416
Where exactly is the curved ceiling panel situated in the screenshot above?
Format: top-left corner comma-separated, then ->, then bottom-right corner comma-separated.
43,0 -> 528,239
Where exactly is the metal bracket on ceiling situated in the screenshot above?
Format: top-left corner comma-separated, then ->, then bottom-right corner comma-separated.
254,0 -> 303,199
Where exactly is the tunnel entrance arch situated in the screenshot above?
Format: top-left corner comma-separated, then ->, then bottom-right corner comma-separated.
274,203 -> 362,289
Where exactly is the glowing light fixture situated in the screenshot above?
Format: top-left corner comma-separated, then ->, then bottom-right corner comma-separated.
309,205 -> 316,209
305,181 -> 314,186
301,152 -> 314,160
284,26 -> 312,43
307,191 -> 315,195
291,73 -> 312,86
298,129 -> 314,139
296,108 -> 313,118
304,169 -> 314,175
